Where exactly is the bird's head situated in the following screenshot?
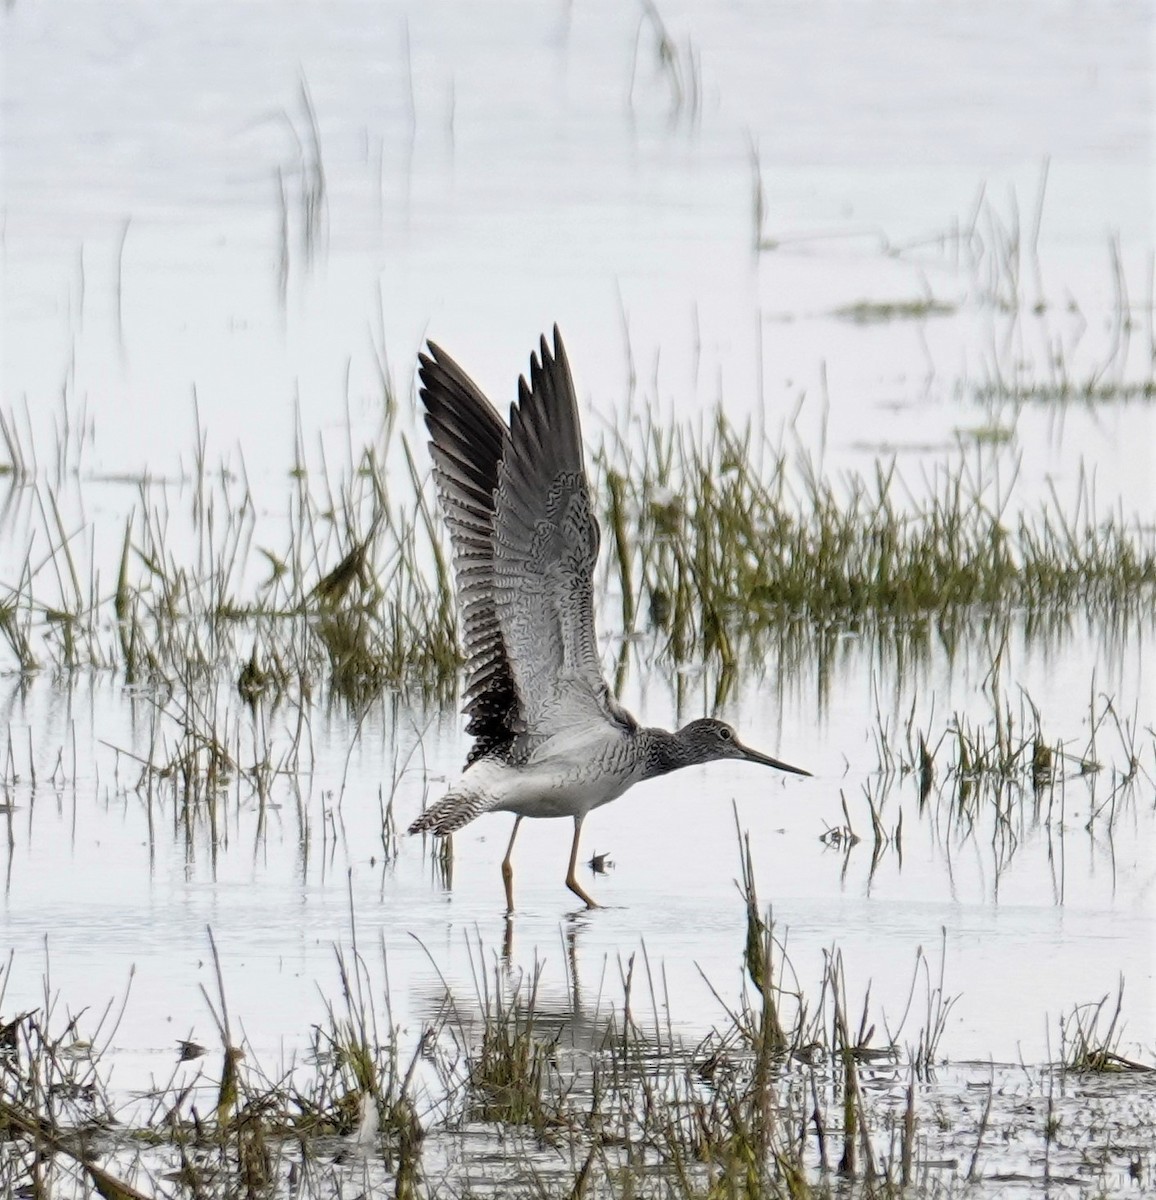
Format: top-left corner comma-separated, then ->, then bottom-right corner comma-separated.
674,718 -> 810,776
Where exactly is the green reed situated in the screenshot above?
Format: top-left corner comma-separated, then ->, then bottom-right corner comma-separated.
593,406 -> 1156,679
1,392 -> 1154,703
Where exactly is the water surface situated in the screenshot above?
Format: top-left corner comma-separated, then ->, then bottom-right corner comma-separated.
2,2 -> 1154,1183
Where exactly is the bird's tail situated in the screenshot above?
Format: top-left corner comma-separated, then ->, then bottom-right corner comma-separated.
408,789 -> 490,837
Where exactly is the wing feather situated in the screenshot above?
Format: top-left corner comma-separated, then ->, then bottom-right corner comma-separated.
491,328 -> 620,735
419,344 -> 520,763
420,328 -> 631,765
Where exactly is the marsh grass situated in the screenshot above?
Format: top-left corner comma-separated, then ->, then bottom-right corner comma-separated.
0,923 -> 433,1198
878,650 -> 1152,825
595,406 -> 1156,683
846,658 -> 1156,899
749,162 -> 1156,418
2,387 -> 1155,711
976,379 -> 1156,406
1060,978 -> 1154,1075
0,403 -> 459,704
460,959 -> 568,1130
833,299 -> 956,324
6,833 -> 1150,1197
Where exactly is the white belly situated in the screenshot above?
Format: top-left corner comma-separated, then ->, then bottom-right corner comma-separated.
460,732 -> 640,820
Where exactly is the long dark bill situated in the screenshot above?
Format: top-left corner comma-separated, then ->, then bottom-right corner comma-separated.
738,740 -> 811,777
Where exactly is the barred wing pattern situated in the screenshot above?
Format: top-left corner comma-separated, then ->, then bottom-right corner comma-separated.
419,344 -> 519,764
420,328 -> 626,767
490,330 -> 623,739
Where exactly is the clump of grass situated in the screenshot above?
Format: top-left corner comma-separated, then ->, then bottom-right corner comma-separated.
928,645 -> 1072,791
954,421 -> 1015,446
0,924 -> 435,1197
0,966 -> 145,1198
462,962 -> 564,1129
0,401 -> 460,706
881,644 -> 1151,831
0,595 -> 37,673
595,405 -> 1156,676
833,298 -> 956,323
1060,978 -> 1153,1074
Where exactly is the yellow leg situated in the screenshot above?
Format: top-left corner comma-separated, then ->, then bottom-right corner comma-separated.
564,815 -> 599,909
501,816 -> 523,914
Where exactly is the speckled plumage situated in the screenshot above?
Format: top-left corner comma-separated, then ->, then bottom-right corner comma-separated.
408,328 -> 809,909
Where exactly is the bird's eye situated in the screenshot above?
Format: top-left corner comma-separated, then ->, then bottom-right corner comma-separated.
719,727 -> 732,741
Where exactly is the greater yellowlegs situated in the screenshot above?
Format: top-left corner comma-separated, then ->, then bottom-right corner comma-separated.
408,328 -> 809,910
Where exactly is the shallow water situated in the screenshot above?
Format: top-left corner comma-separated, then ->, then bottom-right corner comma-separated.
2,619 -> 1151,1075
2,1 -> 1155,1191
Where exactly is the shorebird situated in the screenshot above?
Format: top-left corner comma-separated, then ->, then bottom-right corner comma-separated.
408,327 -> 809,910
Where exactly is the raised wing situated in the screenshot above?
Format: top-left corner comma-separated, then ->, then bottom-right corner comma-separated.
491,328 -> 624,737
419,343 -> 520,764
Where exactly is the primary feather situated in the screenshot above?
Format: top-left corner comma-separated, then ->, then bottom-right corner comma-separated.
415,326 -> 631,793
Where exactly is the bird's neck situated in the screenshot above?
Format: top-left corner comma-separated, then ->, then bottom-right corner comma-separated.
639,727 -> 686,779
